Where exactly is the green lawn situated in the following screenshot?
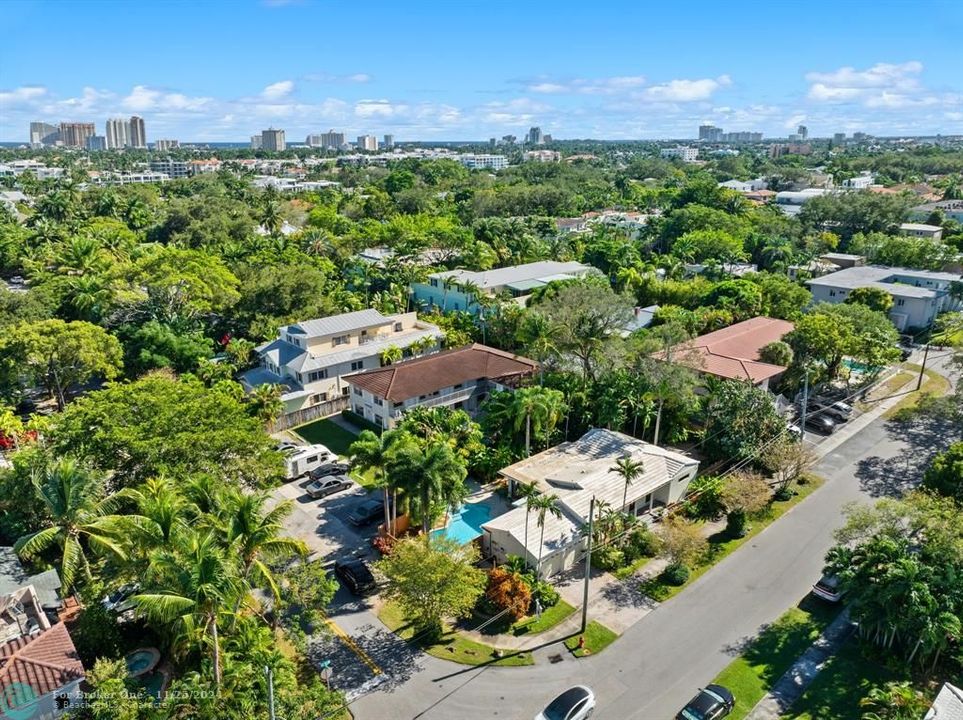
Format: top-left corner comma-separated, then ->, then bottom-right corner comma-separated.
640,476 -> 825,603
293,418 -> 380,489
882,364 -> 952,420
782,639 -> 900,720
378,602 -> 534,667
563,621 -> 619,658
711,598 -> 841,719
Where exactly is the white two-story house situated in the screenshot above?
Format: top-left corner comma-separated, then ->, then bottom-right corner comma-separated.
343,343 -> 538,430
241,309 -> 443,421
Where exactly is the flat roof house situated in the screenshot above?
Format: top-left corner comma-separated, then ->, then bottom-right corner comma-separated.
241,309 -> 443,424
652,316 -> 795,391
899,222 -> 943,241
411,260 -> 595,314
343,344 -> 538,430
807,266 -> 962,331
482,428 -> 700,578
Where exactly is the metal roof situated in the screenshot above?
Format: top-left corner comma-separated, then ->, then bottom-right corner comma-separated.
287,309 -> 391,338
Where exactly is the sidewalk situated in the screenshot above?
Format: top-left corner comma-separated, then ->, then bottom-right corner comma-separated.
744,610 -> 855,720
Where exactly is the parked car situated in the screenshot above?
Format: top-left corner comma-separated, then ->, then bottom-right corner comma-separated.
808,403 -> 849,424
677,684 -> 735,720
811,574 -> 843,602
306,474 -> 353,499
347,498 -> 391,526
535,685 -> 596,720
787,423 -> 803,439
803,414 -> 837,435
102,583 -> 139,612
280,443 -> 335,480
309,461 -> 352,479
334,559 -> 377,595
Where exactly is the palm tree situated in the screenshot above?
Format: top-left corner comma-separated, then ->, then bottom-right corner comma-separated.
512,386 -> 566,457
517,481 -> 540,570
350,430 -> 406,535
610,455 -> 645,514
220,490 -> 307,603
392,442 -> 467,534
14,459 -> 129,593
530,493 -> 562,576
380,345 -> 403,366
120,476 -> 192,557
441,274 -> 457,311
132,531 -> 241,690
248,384 -> 284,425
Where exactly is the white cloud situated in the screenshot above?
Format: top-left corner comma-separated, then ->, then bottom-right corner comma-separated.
262,80 -> 294,100
784,113 -> 807,129
804,61 -> 931,105
347,73 -> 371,83
0,86 -> 47,106
527,75 -> 647,95
644,76 -> 730,102
355,99 -> 405,118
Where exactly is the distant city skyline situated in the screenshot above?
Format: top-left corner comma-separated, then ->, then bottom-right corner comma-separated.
2,0 -> 962,143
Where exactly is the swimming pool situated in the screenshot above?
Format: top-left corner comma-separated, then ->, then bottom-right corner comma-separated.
431,502 -> 491,544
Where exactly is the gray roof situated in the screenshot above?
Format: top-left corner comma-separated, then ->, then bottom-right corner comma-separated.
256,338 -> 307,368
807,265 -> 961,299
0,548 -> 61,609
287,309 -> 391,338
429,261 -> 593,291
926,683 -> 963,720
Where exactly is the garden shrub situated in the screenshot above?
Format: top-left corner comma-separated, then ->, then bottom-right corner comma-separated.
661,562 -> 690,586
485,568 -> 532,621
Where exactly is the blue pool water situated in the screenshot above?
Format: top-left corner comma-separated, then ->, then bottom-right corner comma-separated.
431,502 -> 491,544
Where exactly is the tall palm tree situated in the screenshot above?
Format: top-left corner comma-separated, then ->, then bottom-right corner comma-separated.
512,387 -> 566,457
350,429 -> 407,535
120,476 -> 193,558
220,490 -> 307,603
517,481 -> 540,570
14,459 -> 129,593
610,455 -> 645,514
530,493 -> 562,576
392,442 -> 467,534
131,531 -> 241,690
248,384 -> 284,425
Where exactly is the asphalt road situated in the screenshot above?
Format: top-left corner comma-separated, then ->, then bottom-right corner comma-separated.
346,354 -> 957,720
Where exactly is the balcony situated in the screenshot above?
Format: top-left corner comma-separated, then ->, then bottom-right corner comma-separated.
395,386 -> 475,414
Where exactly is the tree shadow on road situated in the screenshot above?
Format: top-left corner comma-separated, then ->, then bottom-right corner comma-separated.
600,576 -> 660,611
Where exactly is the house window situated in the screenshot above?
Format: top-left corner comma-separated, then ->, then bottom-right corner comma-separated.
430,278 -> 438,287
341,386 -> 349,396
394,322 -> 403,332
896,298 -> 905,307
374,414 -> 383,425
374,398 -> 384,406
353,387 -> 363,397
354,404 -> 364,414
350,361 -> 364,371
829,290 -> 836,298
310,393 -> 327,404
308,369 -> 328,382
332,334 -> 349,346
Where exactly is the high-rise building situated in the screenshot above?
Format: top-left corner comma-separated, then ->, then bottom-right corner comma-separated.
29,122 -> 59,147
698,124 -> 723,141
543,134 -> 553,143
261,128 -> 286,152
105,118 -> 130,150
797,125 -> 808,141
852,132 -> 869,142
356,135 -> 378,151
251,134 -> 263,149
129,116 -> 146,148
383,134 -> 394,150
526,126 -> 543,144
153,139 -> 180,152
501,135 -> 516,145
59,122 -> 95,148
86,135 -> 108,151
833,133 -> 846,144
320,130 -> 345,149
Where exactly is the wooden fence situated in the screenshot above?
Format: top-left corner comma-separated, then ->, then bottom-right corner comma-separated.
268,396 -> 348,432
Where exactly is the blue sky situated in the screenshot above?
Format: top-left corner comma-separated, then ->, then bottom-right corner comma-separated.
1,0 -> 962,142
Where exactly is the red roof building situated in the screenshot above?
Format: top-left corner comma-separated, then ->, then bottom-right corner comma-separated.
344,344 -> 538,429
653,316 -> 794,389
0,623 -> 85,717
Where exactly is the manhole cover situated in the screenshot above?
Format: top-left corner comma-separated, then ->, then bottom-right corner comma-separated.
548,653 -> 564,664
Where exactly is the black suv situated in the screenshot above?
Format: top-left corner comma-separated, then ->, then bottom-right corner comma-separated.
347,498 -> 390,526
334,559 -> 377,595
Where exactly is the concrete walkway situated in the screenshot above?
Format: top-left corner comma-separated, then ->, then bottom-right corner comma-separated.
744,610 -> 855,720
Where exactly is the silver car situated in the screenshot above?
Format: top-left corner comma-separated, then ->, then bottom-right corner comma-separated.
536,686 -> 596,720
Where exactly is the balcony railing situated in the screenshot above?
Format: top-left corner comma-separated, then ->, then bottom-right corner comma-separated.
394,387 -> 474,414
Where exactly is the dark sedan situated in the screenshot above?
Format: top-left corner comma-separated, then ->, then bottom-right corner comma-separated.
803,414 -> 837,435
309,461 -> 352,479
334,559 -> 377,595
305,474 -> 353,499
347,498 -> 391,526
677,684 -> 735,720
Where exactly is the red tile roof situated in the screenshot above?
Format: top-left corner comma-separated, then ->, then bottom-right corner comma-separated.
654,316 -> 794,383
0,623 -> 84,700
344,344 -> 538,402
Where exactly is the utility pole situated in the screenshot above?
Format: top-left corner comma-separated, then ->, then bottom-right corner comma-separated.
916,343 -> 930,391
580,496 -> 595,634
265,665 -> 276,720
799,370 -> 809,439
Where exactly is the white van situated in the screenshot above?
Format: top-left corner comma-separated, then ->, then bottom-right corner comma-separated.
281,443 -> 335,480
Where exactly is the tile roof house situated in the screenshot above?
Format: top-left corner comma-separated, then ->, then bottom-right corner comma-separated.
0,622 -> 85,718
482,428 -> 700,578
344,344 -> 538,429
240,309 -> 443,423
652,316 -> 795,390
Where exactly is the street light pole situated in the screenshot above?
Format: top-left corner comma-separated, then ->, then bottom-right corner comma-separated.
799,370 -> 809,439
580,496 -> 595,634
916,343 -> 930,391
